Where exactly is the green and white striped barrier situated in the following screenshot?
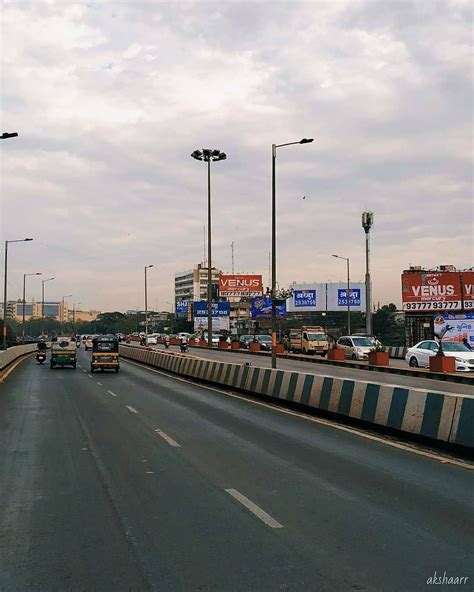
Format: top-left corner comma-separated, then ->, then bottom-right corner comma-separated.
120,346 -> 474,450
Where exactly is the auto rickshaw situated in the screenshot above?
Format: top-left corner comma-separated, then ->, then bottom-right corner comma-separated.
91,335 -> 120,373
50,336 -> 77,369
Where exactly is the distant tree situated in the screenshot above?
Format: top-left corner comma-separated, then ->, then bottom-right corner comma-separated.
372,304 -> 404,345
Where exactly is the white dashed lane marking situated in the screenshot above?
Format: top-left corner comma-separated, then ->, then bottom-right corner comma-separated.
126,405 -> 138,414
107,390 -> 117,397
225,488 -> 283,529
154,429 -> 180,447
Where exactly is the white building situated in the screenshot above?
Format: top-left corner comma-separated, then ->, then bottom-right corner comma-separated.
175,263 -> 221,304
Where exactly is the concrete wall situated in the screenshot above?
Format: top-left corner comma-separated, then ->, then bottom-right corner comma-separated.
119,346 -> 473,450
0,344 -> 37,371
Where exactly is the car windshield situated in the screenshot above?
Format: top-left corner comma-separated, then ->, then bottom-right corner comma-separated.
257,335 -> 272,341
352,337 -> 373,346
307,333 -> 326,341
441,342 -> 471,352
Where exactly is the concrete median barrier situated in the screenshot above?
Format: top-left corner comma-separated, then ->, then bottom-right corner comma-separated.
0,344 -> 38,377
120,345 -> 473,450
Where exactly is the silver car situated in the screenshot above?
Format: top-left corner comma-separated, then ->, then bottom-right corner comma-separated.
336,336 -> 374,360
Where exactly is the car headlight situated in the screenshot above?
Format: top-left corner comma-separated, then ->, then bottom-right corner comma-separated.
455,357 -> 464,363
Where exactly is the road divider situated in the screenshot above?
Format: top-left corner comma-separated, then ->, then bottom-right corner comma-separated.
0,344 -> 37,381
119,345 -> 474,450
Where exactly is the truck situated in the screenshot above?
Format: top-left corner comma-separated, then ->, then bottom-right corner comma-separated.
290,326 -> 329,356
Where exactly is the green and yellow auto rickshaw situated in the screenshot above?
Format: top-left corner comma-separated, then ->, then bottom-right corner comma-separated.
50,336 -> 77,369
91,335 -> 120,373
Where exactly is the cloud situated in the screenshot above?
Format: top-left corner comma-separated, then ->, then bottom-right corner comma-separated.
1,0 -> 471,311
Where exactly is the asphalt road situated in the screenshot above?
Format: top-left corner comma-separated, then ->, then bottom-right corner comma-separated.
156,345 -> 474,396
1,349 -> 473,592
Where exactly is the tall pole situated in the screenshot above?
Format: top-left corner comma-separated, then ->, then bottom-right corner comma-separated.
145,266 -> 148,338
144,265 -> 153,339
2,237 -> 33,349
362,211 -> 373,335
41,277 -> 55,335
207,158 -> 213,346
3,241 -> 8,350
347,258 -> 351,335
271,144 -> 277,368
22,272 -> 41,344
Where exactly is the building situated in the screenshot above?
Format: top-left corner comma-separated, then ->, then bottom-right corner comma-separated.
175,263 -> 221,305
68,309 -> 100,323
0,301 -> 16,320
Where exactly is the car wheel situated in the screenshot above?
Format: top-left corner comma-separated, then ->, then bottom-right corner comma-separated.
409,357 -> 419,367
351,353 -> 357,360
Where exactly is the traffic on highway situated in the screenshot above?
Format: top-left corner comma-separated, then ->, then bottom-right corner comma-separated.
2,1 -> 473,591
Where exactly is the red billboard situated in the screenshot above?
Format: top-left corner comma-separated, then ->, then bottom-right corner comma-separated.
401,272 -> 462,311
462,271 -> 474,310
219,274 -> 263,297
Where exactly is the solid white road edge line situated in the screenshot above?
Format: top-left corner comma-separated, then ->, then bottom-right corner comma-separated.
126,405 -> 138,414
225,488 -> 283,529
121,359 -> 474,471
107,390 -> 117,397
154,429 -> 180,447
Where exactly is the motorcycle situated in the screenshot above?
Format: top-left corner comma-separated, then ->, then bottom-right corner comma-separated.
179,342 -> 188,353
36,351 -> 46,364
164,340 -> 170,349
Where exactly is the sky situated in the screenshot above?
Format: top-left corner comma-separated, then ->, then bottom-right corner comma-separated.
1,0 -> 472,312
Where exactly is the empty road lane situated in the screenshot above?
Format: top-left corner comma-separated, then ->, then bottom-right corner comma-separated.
1,350 -> 473,591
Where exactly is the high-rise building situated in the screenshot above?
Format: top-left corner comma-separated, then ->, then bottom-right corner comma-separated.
175,263 -> 221,305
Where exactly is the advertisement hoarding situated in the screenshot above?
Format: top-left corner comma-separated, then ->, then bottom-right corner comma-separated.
433,313 -> 474,345
401,272 -> 463,311
218,274 -> 263,297
337,288 -> 361,307
286,283 -> 366,312
193,301 -> 230,332
250,297 -> 286,319
462,271 -> 474,310
294,289 -> 316,308
175,299 -> 189,319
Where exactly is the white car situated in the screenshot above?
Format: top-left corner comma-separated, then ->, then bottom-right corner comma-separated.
146,334 -> 158,345
405,340 -> 474,372
336,336 -> 374,360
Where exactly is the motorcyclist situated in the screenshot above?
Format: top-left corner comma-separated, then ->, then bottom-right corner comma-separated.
164,334 -> 170,349
37,340 -> 47,352
179,335 -> 188,353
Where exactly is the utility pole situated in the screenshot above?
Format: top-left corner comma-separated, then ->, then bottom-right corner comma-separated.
362,211 -> 374,335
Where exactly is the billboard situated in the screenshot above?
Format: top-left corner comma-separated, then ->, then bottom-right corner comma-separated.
193,301 -> 230,332
286,283 -> 366,312
175,299 -> 189,319
462,271 -> 474,310
219,274 -> 263,297
294,289 -> 316,308
250,297 -> 286,319
433,313 -> 474,345
337,288 -> 361,307
401,272 -> 462,311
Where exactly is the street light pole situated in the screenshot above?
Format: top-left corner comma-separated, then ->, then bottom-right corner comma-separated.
2,238 -> 33,349
22,272 -> 41,343
362,211 -> 374,335
191,148 -> 227,346
41,277 -> 55,333
271,138 -> 314,369
144,265 -> 154,339
333,254 -> 351,335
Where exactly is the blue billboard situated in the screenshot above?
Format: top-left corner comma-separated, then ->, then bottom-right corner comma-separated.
193,301 -> 230,317
176,299 -> 189,319
250,297 -> 286,319
294,289 -> 316,308
337,288 -> 361,307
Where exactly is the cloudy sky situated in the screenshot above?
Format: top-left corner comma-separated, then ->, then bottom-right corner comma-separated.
1,0 -> 472,312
